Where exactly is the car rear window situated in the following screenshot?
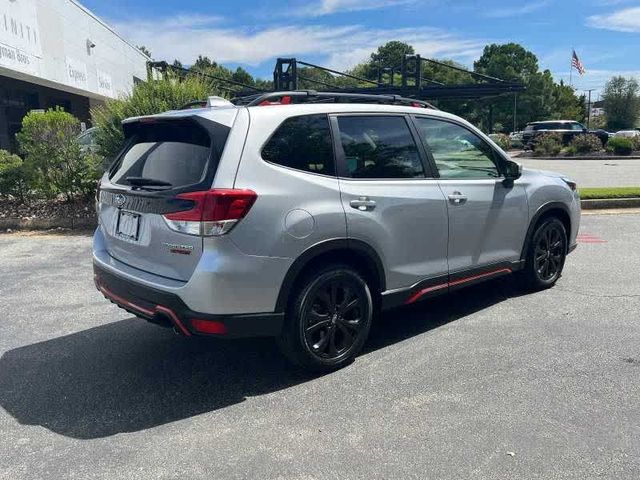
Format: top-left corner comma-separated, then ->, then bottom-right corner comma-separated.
262,114 -> 335,175
110,120 -> 225,189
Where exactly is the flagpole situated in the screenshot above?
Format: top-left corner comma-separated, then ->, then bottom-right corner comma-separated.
569,49 -> 573,87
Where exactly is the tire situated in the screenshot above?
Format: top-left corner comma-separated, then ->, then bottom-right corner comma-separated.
277,264 -> 373,372
520,217 -> 567,290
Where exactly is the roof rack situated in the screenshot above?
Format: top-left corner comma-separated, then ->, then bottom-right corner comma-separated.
231,90 -> 438,109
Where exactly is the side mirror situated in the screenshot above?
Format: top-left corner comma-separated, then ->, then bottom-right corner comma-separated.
502,160 -> 522,187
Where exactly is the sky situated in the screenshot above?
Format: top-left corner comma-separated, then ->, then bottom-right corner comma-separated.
82,0 -> 640,98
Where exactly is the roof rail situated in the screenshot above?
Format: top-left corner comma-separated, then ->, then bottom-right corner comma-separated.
231,90 -> 438,109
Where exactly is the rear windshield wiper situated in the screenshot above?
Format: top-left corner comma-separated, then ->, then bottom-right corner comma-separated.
125,177 -> 173,189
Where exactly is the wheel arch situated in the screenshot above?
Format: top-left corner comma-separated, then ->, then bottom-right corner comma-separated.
274,239 -> 386,313
521,202 -> 572,260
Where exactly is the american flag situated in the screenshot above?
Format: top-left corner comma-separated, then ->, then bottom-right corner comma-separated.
572,50 -> 586,76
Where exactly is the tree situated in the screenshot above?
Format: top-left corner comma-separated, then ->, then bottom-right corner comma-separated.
231,67 -> 255,87
473,43 -> 582,131
91,77 -> 215,160
0,150 -> 28,202
16,108 -> 98,200
550,82 -> 585,122
474,43 -> 538,82
602,76 -> 640,130
297,67 -> 336,89
370,41 -> 414,69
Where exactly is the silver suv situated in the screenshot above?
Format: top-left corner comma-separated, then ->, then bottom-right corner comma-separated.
93,91 -> 580,371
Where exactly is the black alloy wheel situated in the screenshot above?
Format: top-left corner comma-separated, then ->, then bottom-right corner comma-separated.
278,265 -> 373,372
303,278 -> 367,359
521,217 -> 567,290
534,222 -> 565,282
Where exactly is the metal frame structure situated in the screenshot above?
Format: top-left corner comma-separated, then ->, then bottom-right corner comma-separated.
232,90 -> 437,109
148,60 -> 267,94
268,56 -> 524,101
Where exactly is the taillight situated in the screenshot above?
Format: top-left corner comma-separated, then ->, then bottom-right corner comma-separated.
163,189 -> 257,236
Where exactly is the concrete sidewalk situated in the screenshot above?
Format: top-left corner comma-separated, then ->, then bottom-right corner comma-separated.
516,157 -> 640,187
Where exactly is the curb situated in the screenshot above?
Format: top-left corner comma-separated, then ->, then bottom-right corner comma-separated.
580,198 -> 640,210
0,217 -> 97,231
514,155 -> 640,161
3,199 -> 640,232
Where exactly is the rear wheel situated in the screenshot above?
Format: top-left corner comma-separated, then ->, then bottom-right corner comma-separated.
278,264 -> 373,372
520,217 -> 567,290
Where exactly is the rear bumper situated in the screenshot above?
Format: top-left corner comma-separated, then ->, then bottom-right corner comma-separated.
94,262 -> 284,338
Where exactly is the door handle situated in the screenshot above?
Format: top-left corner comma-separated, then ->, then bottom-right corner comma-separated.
350,196 -> 376,211
447,191 -> 467,205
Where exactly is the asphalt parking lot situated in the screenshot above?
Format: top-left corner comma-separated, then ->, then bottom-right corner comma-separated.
517,157 -> 640,187
1,212 -> 639,479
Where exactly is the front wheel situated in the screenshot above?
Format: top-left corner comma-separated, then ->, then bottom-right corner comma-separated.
520,217 -> 567,290
278,264 -> 373,372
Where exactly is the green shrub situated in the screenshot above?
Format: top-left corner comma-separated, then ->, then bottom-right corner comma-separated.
16,108 -> 99,200
490,133 -> 511,150
533,132 -> 562,156
569,134 -> 603,154
91,76 -> 217,161
0,150 -> 28,201
631,135 -> 640,151
606,136 -> 634,155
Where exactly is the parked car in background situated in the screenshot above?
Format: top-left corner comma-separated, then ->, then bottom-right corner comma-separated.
78,127 -> 99,153
523,120 -> 609,149
613,130 -> 640,138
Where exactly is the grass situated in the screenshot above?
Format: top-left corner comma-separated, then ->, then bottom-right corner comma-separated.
579,187 -> 640,199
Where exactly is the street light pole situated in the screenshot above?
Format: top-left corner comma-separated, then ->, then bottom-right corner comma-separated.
513,93 -> 517,132
585,89 -> 595,129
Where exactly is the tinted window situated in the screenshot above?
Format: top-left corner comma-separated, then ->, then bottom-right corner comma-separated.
414,117 -> 500,180
262,114 -> 334,175
110,121 -> 220,188
336,116 -> 424,179
571,123 -> 585,131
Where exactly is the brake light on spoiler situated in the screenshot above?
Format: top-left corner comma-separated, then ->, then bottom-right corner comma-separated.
163,189 -> 257,236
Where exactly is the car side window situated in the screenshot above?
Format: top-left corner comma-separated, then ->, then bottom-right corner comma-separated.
262,114 -> 335,176
571,123 -> 585,131
414,117 -> 500,180
336,116 -> 424,179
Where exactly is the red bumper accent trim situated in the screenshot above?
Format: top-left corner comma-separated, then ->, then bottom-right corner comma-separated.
97,283 -> 155,317
405,268 -> 512,305
155,305 -> 192,337
97,280 -> 192,337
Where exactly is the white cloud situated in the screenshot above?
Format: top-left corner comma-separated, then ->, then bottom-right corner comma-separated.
112,18 -> 486,71
551,69 -> 640,98
587,6 -> 640,32
484,0 -> 552,18
295,0 -> 415,17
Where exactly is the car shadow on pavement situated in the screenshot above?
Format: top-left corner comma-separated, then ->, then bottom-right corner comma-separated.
0,277 -> 526,440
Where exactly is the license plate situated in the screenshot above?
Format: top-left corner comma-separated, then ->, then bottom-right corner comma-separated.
116,210 -> 140,240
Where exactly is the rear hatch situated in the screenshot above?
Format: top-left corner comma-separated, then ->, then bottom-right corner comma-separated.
97,113 -> 234,281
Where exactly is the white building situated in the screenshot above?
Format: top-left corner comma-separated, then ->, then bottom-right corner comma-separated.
0,0 -> 149,151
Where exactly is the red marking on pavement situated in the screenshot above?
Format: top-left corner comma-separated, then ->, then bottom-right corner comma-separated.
576,233 -> 607,244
